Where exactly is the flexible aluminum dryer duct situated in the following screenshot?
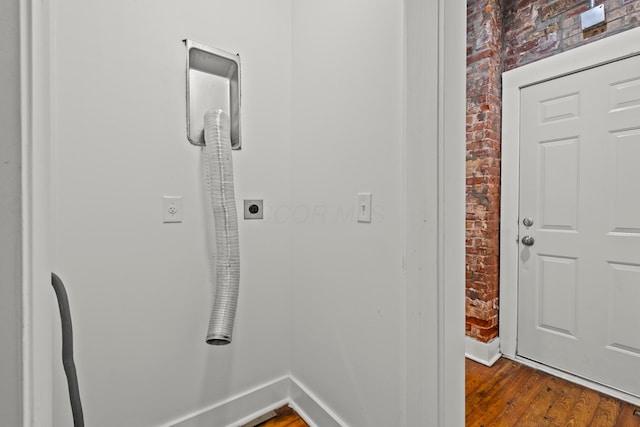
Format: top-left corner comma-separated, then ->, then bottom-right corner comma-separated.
203,110 -> 240,345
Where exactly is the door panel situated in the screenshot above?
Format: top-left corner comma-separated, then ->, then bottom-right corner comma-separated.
540,138 -> 579,230
609,130 -> 640,232
609,76 -> 640,111
518,54 -> 640,397
608,263 -> 640,356
537,255 -> 577,338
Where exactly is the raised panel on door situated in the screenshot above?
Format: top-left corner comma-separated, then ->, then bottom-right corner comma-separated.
539,138 -> 579,231
608,129 -> 640,235
536,255 -> 577,338
607,263 -> 640,357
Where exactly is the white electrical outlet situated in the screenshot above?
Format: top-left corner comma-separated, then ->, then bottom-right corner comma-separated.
244,199 -> 264,220
163,196 -> 183,223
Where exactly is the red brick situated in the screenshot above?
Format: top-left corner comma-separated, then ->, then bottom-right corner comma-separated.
467,0 -> 640,342
540,0 -> 585,21
466,0 -> 502,343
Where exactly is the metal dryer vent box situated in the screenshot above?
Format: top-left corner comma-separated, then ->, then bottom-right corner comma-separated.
580,4 -> 605,31
185,39 -> 241,149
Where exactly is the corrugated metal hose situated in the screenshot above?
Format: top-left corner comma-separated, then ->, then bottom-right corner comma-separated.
203,109 -> 240,345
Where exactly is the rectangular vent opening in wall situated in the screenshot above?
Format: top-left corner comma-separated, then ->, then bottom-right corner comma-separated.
185,39 -> 241,149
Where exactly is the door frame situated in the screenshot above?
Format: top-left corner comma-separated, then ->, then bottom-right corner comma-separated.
500,26 -> 640,404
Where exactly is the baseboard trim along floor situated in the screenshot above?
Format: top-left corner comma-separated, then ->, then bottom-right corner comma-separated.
167,376 -> 344,427
465,336 -> 501,367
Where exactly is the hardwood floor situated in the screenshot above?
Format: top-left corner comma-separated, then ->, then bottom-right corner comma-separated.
254,405 -> 308,427
247,361 -> 640,427
467,357 -> 640,426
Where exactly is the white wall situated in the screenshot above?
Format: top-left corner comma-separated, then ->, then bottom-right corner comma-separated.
51,1 -> 293,426
50,1 -> 465,426
0,0 -> 22,424
290,1 -> 466,425
290,1 -> 405,425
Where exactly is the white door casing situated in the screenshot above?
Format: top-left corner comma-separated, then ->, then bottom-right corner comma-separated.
501,26 -> 640,404
517,54 -> 640,397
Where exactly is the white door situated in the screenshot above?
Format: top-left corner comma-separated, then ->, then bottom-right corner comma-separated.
518,54 -> 640,397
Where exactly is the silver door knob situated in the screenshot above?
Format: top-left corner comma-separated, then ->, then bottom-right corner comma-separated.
523,217 -> 534,227
521,236 -> 535,246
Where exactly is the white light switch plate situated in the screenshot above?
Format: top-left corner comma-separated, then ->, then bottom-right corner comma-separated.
357,193 -> 372,223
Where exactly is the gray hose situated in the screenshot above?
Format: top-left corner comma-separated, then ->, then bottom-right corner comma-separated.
203,110 -> 240,345
51,273 -> 85,427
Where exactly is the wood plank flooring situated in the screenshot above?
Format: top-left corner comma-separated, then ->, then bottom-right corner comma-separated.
467,357 -> 640,427
254,405 -> 308,427
248,359 -> 640,427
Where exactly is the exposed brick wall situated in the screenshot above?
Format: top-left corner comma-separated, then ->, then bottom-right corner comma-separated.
503,0 -> 640,71
466,0 -> 503,343
465,0 -> 640,343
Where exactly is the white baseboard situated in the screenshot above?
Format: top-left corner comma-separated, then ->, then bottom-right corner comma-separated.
167,376 -> 290,427
289,376 -> 346,427
465,336 -> 501,366
166,376 -> 344,427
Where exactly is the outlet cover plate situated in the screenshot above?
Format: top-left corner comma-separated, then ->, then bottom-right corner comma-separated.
244,199 -> 263,220
357,193 -> 372,223
163,196 -> 183,223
